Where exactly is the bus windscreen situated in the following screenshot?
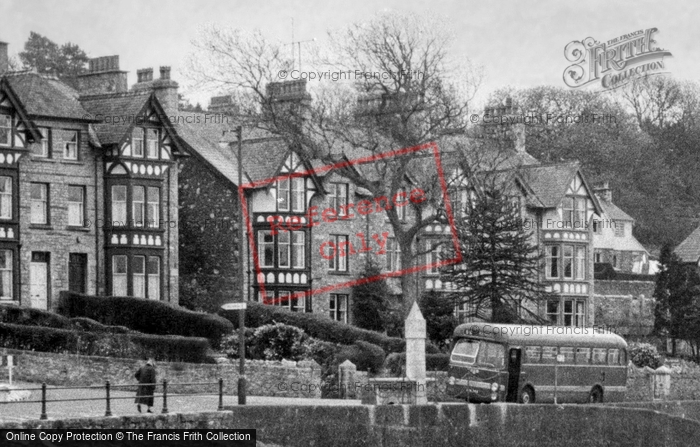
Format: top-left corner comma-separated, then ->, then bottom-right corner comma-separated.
451,339 -> 479,365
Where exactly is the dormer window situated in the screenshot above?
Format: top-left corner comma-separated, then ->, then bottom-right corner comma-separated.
276,176 -> 305,212
132,129 -> 144,157
0,115 -> 11,147
64,131 -> 79,160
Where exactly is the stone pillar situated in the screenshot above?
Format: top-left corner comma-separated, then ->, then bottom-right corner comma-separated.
405,302 -> 427,404
653,365 -> 672,400
338,359 -> 357,399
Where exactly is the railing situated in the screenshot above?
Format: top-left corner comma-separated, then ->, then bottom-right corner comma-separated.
0,378 -> 227,420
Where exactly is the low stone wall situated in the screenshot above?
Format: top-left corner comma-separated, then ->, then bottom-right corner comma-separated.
626,361 -> 700,402
1,404 -> 698,446
0,349 -> 322,398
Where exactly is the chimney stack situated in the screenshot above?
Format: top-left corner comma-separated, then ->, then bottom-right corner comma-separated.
0,41 -> 9,74
132,66 -> 179,118
66,55 -> 128,95
594,181 -> 613,203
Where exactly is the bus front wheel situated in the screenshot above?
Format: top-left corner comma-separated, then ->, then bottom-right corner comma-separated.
589,386 -> 604,404
519,386 -> 535,404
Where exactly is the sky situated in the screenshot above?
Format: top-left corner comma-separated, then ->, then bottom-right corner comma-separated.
2,0 -> 698,107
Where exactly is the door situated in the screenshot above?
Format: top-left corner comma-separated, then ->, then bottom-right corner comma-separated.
506,348 -> 522,402
68,253 -> 87,293
29,252 -> 49,309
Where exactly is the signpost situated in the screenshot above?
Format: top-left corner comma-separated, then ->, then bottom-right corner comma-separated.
222,301 -> 247,405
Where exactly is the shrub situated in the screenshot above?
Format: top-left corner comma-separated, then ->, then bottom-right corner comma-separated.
248,323 -> 309,361
421,291 -> 457,351
0,322 -> 210,363
303,338 -> 341,367
629,342 -> 663,369
58,292 -> 233,348
0,304 -> 72,328
220,301 -> 409,353
384,352 -> 450,375
220,327 -> 256,359
336,341 -> 386,373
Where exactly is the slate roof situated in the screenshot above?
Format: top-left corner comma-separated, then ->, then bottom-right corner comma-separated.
80,91 -> 151,145
517,162 -> 582,208
675,226 -> 700,264
597,198 -> 634,222
3,72 -> 94,121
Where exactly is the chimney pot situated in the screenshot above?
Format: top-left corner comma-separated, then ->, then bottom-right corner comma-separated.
159,66 -> 171,80
0,41 -> 9,74
136,68 -> 154,83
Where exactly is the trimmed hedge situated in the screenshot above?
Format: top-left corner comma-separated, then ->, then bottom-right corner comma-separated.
58,292 -> 233,348
221,301 -> 413,353
384,352 -> 450,375
0,322 -> 210,363
337,341 -> 386,373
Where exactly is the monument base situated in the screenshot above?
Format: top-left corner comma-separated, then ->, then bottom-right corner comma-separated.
361,378 -> 432,405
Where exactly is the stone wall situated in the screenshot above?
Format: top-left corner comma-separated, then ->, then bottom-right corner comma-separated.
1,404 -> 699,446
0,349 -> 321,398
593,279 -> 655,336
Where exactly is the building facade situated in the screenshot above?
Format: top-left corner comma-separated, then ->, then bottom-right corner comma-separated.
0,44 -> 188,309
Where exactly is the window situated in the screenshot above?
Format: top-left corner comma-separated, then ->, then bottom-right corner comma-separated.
30,183 -> 48,224
112,255 -> 128,296
292,232 -> 305,269
329,293 -> 348,323
274,291 -> 306,312
33,128 -> 50,157
426,240 -> 443,275
560,347 -> 575,363
541,346 -> 558,363
133,256 -> 145,298
147,256 -> 160,300
546,246 -> 559,278
524,346 -> 542,363
277,178 -> 290,211
563,245 -> 573,278
329,182 -> 349,214
576,347 -> 591,364
0,250 -> 12,299
546,300 -> 559,325
607,348 -> 620,365
592,348 -> 607,365
562,196 -> 587,228
574,300 -> 585,327
562,197 -> 574,227
278,231 -> 290,268
0,115 -> 10,147
592,220 -> 602,234
328,235 -> 348,272
147,129 -> 159,159
111,185 -> 127,226
450,339 -> 479,365
575,198 -> 587,227
67,186 -> 85,227
291,177 -> 305,212
147,187 -> 160,228
387,237 -> 401,271
614,221 -> 625,237
64,130 -> 78,160
575,246 -> 586,279
259,231 -> 274,268
477,342 -> 505,368
133,186 -> 145,227
132,128 -> 144,157
594,252 -> 602,263
0,177 -> 11,219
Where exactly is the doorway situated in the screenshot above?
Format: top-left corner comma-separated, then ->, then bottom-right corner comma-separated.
29,252 -> 50,309
506,348 -> 522,402
68,253 -> 87,293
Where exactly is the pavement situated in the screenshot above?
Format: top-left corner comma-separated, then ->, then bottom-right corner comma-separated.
0,382 -> 363,422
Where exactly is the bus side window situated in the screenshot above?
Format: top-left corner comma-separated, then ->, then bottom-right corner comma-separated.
608,349 -> 620,365
592,348 -> 607,364
525,346 -> 541,363
576,347 -> 591,364
560,347 -> 575,363
621,349 -> 628,365
541,346 -> 557,363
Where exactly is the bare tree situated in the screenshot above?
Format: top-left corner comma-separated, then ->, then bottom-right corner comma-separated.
185,11 -> 482,314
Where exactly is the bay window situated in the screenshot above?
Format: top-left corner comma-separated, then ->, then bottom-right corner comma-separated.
0,176 -> 11,219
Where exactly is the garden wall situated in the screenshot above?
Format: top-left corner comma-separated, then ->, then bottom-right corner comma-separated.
0,349 -> 321,398
1,404 -> 698,446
